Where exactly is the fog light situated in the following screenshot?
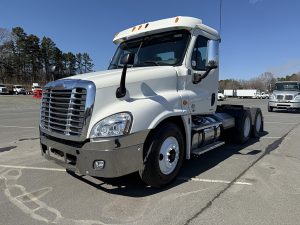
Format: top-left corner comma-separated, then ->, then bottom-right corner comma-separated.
94,160 -> 105,170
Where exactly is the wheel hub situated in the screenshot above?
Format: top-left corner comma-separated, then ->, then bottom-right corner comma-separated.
159,137 -> 179,175
168,149 -> 176,163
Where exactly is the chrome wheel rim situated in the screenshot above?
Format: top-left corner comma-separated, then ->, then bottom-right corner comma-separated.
159,137 -> 179,175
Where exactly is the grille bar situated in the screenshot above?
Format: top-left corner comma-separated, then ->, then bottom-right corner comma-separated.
42,105 -> 85,112
42,111 -> 84,118
41,119 -> 83,129
43,96 -> 86,101
42,101 -> 85,106
41,114 -> 83,123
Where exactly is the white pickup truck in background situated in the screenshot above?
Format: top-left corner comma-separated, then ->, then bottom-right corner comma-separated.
0,84 -> 9,95
13,85 -> 26,95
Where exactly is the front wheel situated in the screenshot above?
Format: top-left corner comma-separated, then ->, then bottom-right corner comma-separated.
139,123 -> 184,187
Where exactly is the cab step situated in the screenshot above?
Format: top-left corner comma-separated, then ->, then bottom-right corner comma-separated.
191,141 -> 225,156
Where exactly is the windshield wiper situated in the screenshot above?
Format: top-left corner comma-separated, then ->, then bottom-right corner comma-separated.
142,61 -> 161,66
136,61 -> 170,67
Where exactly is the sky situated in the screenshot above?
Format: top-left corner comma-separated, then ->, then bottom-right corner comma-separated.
0,0 -> 300,80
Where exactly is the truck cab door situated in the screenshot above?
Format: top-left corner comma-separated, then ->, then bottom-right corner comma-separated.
185,33 -> 219,115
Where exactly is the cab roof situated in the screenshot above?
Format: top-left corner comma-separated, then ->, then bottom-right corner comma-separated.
113,16 -> 219,44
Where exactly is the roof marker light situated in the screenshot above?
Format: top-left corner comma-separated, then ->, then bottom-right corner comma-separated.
175,17 -> 179,23
114,32 -> 119,37
145,23 -> 149,28
138,25 -> 143,30
132,27 -> 136,32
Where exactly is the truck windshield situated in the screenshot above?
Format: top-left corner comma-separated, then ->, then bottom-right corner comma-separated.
275,82 -> 300,91
108,30 -> 190,69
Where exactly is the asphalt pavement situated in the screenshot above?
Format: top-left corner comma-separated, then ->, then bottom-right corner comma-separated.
0,95 -> 300,225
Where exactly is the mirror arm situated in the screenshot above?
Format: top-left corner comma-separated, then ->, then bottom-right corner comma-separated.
116,53 -> 135,98
116,64 -> 128,98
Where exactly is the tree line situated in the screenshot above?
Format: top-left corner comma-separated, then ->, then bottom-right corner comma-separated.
219,72 -> 300,93
0,27 -> 94,85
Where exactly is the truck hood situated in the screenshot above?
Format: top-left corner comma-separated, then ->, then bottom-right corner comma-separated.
65,66 -> 177,89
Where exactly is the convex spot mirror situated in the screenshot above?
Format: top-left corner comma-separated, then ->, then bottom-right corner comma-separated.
206,40 -> 219,69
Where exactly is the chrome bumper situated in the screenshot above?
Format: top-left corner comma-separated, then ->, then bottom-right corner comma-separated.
40,130 -> 149,177
269,101 -> 300,109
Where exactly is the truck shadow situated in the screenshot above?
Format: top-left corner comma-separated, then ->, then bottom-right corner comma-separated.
68,132 -> 268,197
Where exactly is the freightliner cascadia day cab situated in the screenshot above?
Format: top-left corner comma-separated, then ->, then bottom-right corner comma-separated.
40,17 -> 264,187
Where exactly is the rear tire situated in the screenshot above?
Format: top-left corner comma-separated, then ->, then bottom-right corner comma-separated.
252,109 -> 263,138
139,122 -> 184,187
234,110 -> 252,144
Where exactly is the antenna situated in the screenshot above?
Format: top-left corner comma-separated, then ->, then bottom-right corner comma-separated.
219,0 -> 223,36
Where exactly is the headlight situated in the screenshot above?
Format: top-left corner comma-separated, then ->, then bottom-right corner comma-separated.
90,112 -> 132,138
295,94 -> 300,100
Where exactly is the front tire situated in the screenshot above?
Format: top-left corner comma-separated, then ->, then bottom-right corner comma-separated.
139,123 -> 184,187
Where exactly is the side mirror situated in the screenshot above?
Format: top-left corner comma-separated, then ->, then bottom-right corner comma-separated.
206,40 -> 219,69
206,60 -> 218,69
193,40 -> 219,84
121,53 -> 135,65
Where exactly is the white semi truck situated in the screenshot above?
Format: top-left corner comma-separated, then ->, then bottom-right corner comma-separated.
40,17 -> 263,187
268,81 -> 300,112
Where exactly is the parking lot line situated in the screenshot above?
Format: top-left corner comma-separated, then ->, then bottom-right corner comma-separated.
177,177 -> 252,185
261,136 -> 281,139
0,125 -> 38,129
264,122 -> 296,124
0,164 -> 65,172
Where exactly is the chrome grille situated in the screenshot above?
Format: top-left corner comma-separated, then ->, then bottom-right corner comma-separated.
41,88 -> 87,136
285,95 -> 293,100
276,95 -> 283,100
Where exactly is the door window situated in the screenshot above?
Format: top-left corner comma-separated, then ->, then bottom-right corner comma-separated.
191,36 -> 208,71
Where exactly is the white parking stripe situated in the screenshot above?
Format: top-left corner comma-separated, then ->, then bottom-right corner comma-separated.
0,165 -> 253,185
0,125 -> 38,129
177,177 -> 252,185
0,165 -> 65,172
261,136 -> 291,140
264,122 -> 296,124
261,136 -> 281,139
